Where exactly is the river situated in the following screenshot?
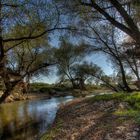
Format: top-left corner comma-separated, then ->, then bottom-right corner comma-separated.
0,96 -> 74,140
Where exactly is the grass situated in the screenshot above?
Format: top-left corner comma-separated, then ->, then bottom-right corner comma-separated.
40,119 -> 63,140
88,92 -> 140,124
87,92 -> 126,103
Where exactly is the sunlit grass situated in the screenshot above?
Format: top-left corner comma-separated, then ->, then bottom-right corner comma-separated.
114,109 -> 140,123
88,92 -> 140,123
88,92 -> 126,102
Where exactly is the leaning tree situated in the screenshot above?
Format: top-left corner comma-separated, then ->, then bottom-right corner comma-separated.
0,0 -> 72,103
56,0 -> 140,47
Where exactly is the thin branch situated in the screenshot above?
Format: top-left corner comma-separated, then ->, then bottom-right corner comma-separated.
79,0 -> 133,38
2,3 -> 20,8
3,27 -> 76,42
5,40 -> 25,52
108,0 -> 139,32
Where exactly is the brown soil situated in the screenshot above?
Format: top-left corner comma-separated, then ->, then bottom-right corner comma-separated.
1,92 -> 50,103
46,98 -> 140,140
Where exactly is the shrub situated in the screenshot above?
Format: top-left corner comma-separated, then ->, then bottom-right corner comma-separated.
88,93 -> 126,103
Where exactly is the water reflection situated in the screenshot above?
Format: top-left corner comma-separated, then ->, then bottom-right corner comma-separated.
0,96 -> 73,140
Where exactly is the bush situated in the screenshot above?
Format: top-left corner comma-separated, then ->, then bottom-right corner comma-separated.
88,93 -> 126,103
29,83 -> 72,93
29,83 -> 52,93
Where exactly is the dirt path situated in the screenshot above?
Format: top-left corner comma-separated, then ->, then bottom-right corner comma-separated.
42,97 -> 140,140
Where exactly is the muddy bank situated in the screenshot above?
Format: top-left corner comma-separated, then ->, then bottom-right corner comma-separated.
0,91 -> 50,103
0,89 -> 90,103
41,94 -> 140,140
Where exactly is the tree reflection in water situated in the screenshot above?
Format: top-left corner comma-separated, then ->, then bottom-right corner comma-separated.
0,96 -> 73,140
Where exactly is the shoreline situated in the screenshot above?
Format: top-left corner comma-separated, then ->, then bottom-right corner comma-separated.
41,93 -> 140,140
0,91 -> 73,103
0,89 -> 112,103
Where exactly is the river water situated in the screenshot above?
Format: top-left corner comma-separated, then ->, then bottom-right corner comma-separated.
0,96 -> 74,140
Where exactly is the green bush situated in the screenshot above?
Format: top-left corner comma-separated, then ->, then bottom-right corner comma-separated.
29,82 -> 72,93
88,93 -> 126,103
29,83 -> 52,93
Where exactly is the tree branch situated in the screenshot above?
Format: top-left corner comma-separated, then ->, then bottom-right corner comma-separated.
108,0 -> 139,32
3,27 -> 76,42
2,3 -> 20,8
80,0 -> 134,39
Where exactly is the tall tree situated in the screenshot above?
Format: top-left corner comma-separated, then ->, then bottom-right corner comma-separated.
89,25 -> 132,92
79,0 -> 140,47
54,39 -> 88,89
0,0 -> 70,103
56,0 -> 140,46
79,62 -> 119,91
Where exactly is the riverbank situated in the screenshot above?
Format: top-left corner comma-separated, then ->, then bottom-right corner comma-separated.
41,93 -> 140,140
0,90 -> 71,103
0,90 -> 88,103
0,88 -> 112,103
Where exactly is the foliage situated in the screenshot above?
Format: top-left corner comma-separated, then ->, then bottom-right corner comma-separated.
30,83 -> 54,93
0,0 -> 66,102
55,0 -> 140,92
54,39 -> 88,88
30,82 -> 73,93
1,0 -> 140,103
88,93 -> 126,103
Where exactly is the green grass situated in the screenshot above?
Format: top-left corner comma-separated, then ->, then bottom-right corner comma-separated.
114,109 -> 140,123
88,92 -> 126,103
40,120 -> 63,140
88,92 -> 140,124
124,93 -> 140,106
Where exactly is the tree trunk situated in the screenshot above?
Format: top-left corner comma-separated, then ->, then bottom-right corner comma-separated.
71,79 -> 78,89
79,78 -> 86,90
100,77 -> 118,92
0,89 -> 10,103
119,61 -> 132,92
81,0 -> 140,48
92,74 -> 119,92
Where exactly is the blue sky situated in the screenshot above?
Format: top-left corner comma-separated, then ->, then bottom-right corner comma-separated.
85,54 -> 113,75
